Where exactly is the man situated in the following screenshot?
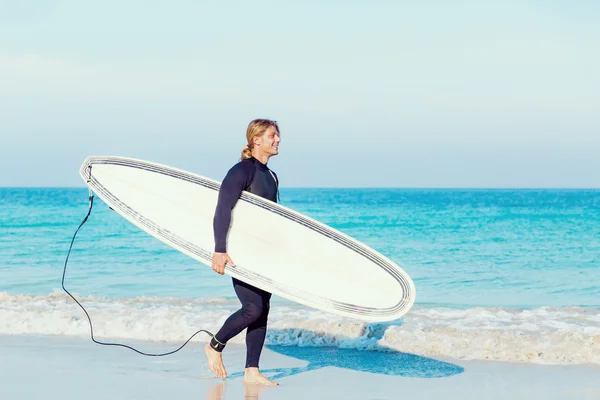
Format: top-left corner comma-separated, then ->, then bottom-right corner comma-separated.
204,118 -> 281,386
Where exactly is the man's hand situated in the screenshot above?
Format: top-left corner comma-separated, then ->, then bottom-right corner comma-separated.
212,252 -> 235,275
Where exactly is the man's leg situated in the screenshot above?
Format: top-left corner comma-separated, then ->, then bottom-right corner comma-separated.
243,289 -> 278,386
205,278 -> 265,379
244,291 -> 271,368
211,278 -> 266,348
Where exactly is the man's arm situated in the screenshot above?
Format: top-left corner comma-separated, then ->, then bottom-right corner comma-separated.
213,163 -> 249,253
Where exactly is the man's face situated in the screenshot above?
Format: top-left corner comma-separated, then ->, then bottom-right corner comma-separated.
255,125 -> 281,156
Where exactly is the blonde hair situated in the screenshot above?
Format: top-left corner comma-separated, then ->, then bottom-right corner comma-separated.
241,119 -> 279,160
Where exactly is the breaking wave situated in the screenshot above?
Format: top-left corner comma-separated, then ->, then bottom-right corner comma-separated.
1,291 -> 598,365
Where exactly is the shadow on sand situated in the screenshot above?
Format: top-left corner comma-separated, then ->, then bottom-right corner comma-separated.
205,344 -> 463,399
227,328 -> 464,381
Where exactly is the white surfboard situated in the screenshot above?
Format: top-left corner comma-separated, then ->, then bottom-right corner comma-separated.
79,156 -> 416,322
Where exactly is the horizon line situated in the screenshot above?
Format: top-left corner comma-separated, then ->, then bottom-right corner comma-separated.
1,186 -> 600,190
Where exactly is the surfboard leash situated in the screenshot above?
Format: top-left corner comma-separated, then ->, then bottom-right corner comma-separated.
61,166 -> 216,357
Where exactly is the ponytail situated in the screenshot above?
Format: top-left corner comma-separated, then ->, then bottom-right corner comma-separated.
241,144 -> 252,160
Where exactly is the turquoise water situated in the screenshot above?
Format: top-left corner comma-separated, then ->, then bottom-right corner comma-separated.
2,188 -> 599,308
2,187 -> 600,365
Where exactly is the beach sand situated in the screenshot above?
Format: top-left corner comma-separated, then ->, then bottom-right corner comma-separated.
1,334 -> 599,400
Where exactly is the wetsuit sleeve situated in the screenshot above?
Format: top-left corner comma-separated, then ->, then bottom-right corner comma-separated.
213,164 -> 249,253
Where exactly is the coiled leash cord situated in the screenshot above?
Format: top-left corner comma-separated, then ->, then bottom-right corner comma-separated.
61,184 -> 215,356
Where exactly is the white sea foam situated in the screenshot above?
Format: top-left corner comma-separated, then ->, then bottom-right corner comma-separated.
381,306 -> 600,365
1,291 -> 598,365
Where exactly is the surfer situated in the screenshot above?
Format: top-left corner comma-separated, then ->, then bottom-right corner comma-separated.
204,118 -> 281,386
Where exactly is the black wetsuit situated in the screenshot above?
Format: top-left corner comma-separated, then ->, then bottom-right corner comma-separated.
209,156 -> 279,368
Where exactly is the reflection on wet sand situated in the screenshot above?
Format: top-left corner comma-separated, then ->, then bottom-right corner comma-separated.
204,382 -> 272,400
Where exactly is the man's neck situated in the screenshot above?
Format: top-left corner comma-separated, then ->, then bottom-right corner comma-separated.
251,151 -> 270,165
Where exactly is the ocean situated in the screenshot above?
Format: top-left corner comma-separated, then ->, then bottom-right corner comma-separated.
1,188 -> 599,365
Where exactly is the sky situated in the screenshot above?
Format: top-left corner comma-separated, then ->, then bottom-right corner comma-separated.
1,0 -> 599,188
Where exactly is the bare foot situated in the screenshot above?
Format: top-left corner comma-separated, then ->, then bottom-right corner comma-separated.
204,343 -> 227,379
244,367 -> 279,386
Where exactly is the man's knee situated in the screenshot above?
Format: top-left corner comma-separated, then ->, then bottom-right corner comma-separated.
242,302 -> 264,323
